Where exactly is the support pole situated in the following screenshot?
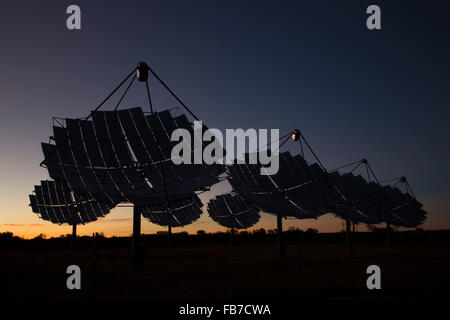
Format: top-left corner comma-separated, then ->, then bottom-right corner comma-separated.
168,225 -> 172,248
345,219 -> 353,253
71,224 -> 77,250
231,227 -> 235,246
90,232 -> 98,298
132,206 -> 143,267
386,222 -> 391,249
277,215 -> 286,257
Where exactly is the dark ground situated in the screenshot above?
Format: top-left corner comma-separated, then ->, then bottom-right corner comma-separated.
0,231 -> 449,300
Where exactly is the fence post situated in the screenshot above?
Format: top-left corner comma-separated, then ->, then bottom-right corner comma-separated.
91,232 -> 98,297
132,206 -> 144,267
345,219 -> 353,253
277,215 -> 286,256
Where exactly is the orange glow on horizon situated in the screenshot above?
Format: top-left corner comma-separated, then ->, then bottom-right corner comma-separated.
1,181 -> 448,239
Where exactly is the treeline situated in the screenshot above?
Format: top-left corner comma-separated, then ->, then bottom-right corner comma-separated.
0,228 -> 448,251
0,227 -> 319,242
0,228 -> 319,250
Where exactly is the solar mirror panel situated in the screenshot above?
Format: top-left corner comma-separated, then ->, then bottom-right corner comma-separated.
208,193 -> 261,229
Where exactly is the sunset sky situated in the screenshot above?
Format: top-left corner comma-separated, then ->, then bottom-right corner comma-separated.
0,0 -> 449,238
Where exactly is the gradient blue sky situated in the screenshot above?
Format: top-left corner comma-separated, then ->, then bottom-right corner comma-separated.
0,0 -> 449,238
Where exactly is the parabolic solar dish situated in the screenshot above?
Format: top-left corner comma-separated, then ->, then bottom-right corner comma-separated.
141,195 -> 203,227
228,151 -> 341,219
29,180 -> 113,225
327,171 -> 427,227
30,106 -> 225,227
42,107 -> 223,206
381,186 -> 426,228
207,193 -> 260,229
326,171 -> 386,224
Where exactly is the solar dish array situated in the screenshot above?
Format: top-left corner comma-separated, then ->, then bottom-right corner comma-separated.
29,104 -> 426,229
29,180 -> 112,225
207,193 -> 260,229
228,151 -> 427,228
30,107 -> 224,226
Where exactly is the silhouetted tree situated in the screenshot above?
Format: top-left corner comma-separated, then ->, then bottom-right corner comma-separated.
288,227 -> 303,233
305,228 -> 318,234
0,231 -> 16,240
252,228 -> 266,235
367,224 -> 379,232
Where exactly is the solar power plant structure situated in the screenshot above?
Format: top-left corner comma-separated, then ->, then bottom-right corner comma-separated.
327,171 -> 387,225
327,171 -> 427,228
141,195 -> 203,227
228,151 -> 427,228
30,106 -> 224,227
381,185 -> 426,228
227,151 -> 342,219
27,63 -> 427,258
29,180 -> 112,225
207,193 -> 261,229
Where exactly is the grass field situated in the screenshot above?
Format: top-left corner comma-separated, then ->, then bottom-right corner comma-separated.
1,239 -> 449,300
